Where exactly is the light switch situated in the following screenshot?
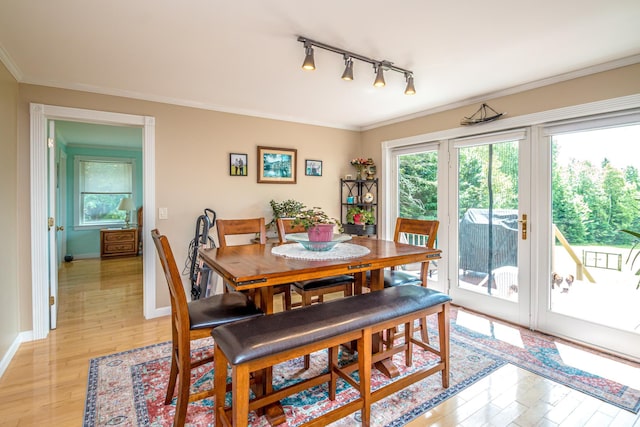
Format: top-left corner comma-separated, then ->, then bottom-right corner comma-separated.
159,207 -> 168,220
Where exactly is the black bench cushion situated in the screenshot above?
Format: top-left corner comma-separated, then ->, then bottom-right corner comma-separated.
293,274 -> 354,291
188,292 -> 264,330
212,286 -> 451,365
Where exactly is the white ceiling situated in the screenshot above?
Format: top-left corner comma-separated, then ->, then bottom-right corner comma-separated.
1,1 -> 639,131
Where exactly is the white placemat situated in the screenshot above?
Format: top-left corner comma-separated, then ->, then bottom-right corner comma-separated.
271,243 -> 370,260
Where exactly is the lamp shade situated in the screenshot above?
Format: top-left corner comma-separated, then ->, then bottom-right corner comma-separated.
118,197 -> 135,211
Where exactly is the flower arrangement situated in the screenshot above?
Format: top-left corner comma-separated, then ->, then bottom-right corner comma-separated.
293,206 -> 343,232
351,157 -> 374,180
350,157 -> 371,166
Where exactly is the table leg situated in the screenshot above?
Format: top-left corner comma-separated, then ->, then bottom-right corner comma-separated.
258,286 -> 286,426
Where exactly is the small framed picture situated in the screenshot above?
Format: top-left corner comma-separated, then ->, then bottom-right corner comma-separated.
257,146 -> 297,184
305,159 -> 323,176
230,153 -> 248,176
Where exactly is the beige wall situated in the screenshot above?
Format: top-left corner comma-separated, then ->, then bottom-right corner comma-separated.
10,63 -> 640,335
16,85 -> 361,328
362,63 -> 640,160
0,61 -> 19,356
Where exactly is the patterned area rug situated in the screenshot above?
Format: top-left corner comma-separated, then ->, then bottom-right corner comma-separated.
84,307 -> 640,426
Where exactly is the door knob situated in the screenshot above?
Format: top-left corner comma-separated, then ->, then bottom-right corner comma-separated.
56,225 -> 64,231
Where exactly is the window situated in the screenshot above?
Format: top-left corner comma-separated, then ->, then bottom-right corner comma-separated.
75,156 -> 135,227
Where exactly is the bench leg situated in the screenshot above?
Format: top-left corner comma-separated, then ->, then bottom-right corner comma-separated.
358,328 -> 372,427
231,365 -> 251,427
329,346 -> 338,400
438,304 -> 450,388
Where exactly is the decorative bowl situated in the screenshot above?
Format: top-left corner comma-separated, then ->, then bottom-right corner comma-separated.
285,233 -> 351,252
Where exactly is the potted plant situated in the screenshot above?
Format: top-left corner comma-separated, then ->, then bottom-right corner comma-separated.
267,199 -> 305,233
293,206 -> 342,241
344,206 -> 376,235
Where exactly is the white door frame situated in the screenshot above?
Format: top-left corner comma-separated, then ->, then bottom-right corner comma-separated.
30,103 -> 157,340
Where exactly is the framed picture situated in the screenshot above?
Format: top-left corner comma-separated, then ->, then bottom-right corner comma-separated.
229,153 -> 248,176
305,159 -> 323,176
257,146 -> 297,184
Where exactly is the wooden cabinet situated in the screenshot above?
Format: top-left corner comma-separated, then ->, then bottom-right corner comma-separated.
100,228 -> 139,258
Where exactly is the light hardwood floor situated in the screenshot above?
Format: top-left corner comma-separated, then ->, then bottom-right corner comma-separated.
0,257 -> 638,426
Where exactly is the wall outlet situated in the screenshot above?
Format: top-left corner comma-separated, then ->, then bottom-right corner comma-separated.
159,207 -> 168,220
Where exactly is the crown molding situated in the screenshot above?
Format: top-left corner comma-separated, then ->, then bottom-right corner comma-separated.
0,42 -> 22,81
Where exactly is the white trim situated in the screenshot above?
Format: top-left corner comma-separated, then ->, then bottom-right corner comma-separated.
382,94 -> 640,152
142,116 -> 157,319
29,104 -> 157,340
30,104 -> 48,339
0,332 -> 30,379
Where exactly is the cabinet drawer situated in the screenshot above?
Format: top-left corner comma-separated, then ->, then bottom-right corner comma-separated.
103,231 -> 135,243
101,228 -> 138,257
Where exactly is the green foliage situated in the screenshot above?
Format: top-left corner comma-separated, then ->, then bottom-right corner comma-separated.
346,206 -> 375,225
292,206 -> 342,232
267,199 -> 305,230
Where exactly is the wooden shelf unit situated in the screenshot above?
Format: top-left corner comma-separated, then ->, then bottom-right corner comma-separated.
100,228 -> 139,258
340,178 -> 378,237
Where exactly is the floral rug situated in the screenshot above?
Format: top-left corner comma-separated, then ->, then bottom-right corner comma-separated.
84,307 -> 640,426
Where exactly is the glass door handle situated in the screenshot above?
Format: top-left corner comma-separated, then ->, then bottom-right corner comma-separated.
519,214 -> 527,240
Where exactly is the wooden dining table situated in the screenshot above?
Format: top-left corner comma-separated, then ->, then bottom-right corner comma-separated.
199,236 -> 441,425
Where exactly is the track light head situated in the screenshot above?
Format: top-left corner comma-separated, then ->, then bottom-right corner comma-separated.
373,63 -> 385,87
404,74 -> 416,95
302,43 -> 315,70
341,57 -> 354,81
297,36 -> 415,95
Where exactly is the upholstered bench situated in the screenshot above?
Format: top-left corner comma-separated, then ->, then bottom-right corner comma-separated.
212,285 -> 452,427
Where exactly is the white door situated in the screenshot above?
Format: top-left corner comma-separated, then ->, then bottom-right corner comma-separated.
448,130 -> 531,326
48,120 -> 58,329
536,115 -> 640,360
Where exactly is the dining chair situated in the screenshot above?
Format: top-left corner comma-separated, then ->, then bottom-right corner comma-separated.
216,217 -> 292,310
276,217 -> 355,368
151,229 -> 263,427
367,218 -> 439,345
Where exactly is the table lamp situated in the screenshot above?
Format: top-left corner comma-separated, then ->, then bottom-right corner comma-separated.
117,197 -> 136,228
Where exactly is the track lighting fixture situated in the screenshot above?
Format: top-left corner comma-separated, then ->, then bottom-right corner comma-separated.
373,63 -> 386,87
404,73 -> 416,95
302,42 -> 315,70
341,56 -> 354,81
298,36 -> 416,95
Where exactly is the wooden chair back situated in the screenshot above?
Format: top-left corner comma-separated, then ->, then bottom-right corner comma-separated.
216,218 -> 266,248
392,218 -> 439,282
276,218 -> 306,243
151,228 -> 190,344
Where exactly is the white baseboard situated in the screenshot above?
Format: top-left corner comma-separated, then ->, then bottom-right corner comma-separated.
0,331 -> 31,379
146,305 -> 170,319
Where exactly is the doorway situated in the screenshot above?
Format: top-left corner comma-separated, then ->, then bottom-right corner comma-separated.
30,104 -> 157,340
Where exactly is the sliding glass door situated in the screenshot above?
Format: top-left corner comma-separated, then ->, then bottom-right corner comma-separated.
448,130 -> 530,325
537,118 -> 640,359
